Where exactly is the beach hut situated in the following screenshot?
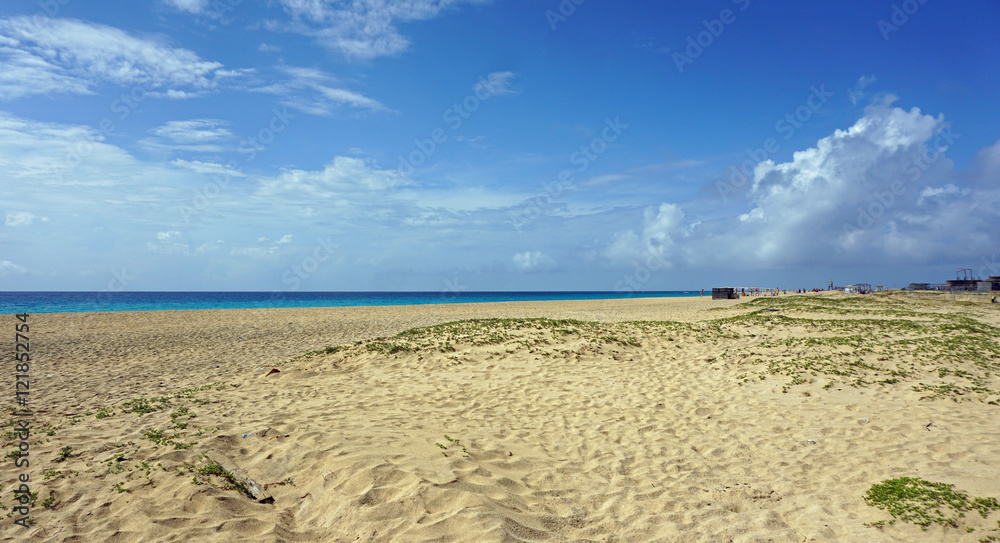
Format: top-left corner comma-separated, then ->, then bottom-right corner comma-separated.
712,287 -> 738,300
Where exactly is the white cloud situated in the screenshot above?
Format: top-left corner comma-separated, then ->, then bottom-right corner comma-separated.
513,251 -> 557,273
231,234 -> 293,258
258,156 -> 409,198
152,119 -> 233,144
251,66 -> 385,115
158,89 -> 204,99
258,43 -> 282,53
163,0 -> 210,14
473,71 -> 517,97
0,111 -> 137,185
604,203 -> 686,265
170,160 -> 246,177
850,74 -> 878,106
0,16 -> 226,100
5,211 -> 36,226
917,184 -> 969,205
230,247 -> 273,258
143,119 -> 234,153
603,103 -> 998,269
147,231 -> 218,255
271,0 -> 492,59
0,260 -> 26,275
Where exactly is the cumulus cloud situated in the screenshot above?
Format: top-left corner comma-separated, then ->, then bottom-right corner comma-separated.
603,203 -> 686,265
0,16 -> 228,100
513,251 -> 557,273
258,156 -> 410,198
604,103 -> 998,270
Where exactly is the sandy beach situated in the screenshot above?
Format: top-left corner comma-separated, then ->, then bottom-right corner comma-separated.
4,292 -> 1000,542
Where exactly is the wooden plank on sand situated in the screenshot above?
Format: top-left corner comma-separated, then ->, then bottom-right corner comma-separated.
205,450 -> 275,504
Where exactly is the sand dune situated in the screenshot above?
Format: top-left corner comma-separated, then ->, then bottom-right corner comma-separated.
4,293 -> 1000,541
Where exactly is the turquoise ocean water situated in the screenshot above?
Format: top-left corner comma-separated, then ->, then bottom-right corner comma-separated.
0,291 -> 700,314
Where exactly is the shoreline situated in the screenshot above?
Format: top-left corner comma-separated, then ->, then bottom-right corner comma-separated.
0,291 -> 705,316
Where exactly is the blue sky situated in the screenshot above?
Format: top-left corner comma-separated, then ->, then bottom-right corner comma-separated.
1,0 -> 999,292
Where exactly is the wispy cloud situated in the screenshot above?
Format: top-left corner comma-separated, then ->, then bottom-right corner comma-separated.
5,211 -> 40,227
231,234 -> 294,258
169,159 -> 246,177
513,251 -> 557,273
474,71 -> 517,96
0,260 -> 26,275
850,75 -> 878,106
153,119 -> 232,142
147,231 -> 220,256
0,16 -> 227,100
268,0 -> 493,59
251,66 -> 385,115
0,111 -> 136,185
162,0 -> 210,14
141,119 -> 234,153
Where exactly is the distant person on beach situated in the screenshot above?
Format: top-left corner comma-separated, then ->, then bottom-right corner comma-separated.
993,295 -> 997,304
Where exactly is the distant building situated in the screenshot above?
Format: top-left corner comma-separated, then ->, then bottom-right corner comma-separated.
908,283 -> 931,291
845,284 -> 871,294
712,287 -> 738,300
945,279 -> 979,292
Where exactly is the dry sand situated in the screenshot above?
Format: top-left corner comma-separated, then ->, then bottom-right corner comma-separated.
3,292 -> 1000,542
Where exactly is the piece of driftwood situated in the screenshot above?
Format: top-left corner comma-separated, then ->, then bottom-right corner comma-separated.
206,450 -> 274,504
